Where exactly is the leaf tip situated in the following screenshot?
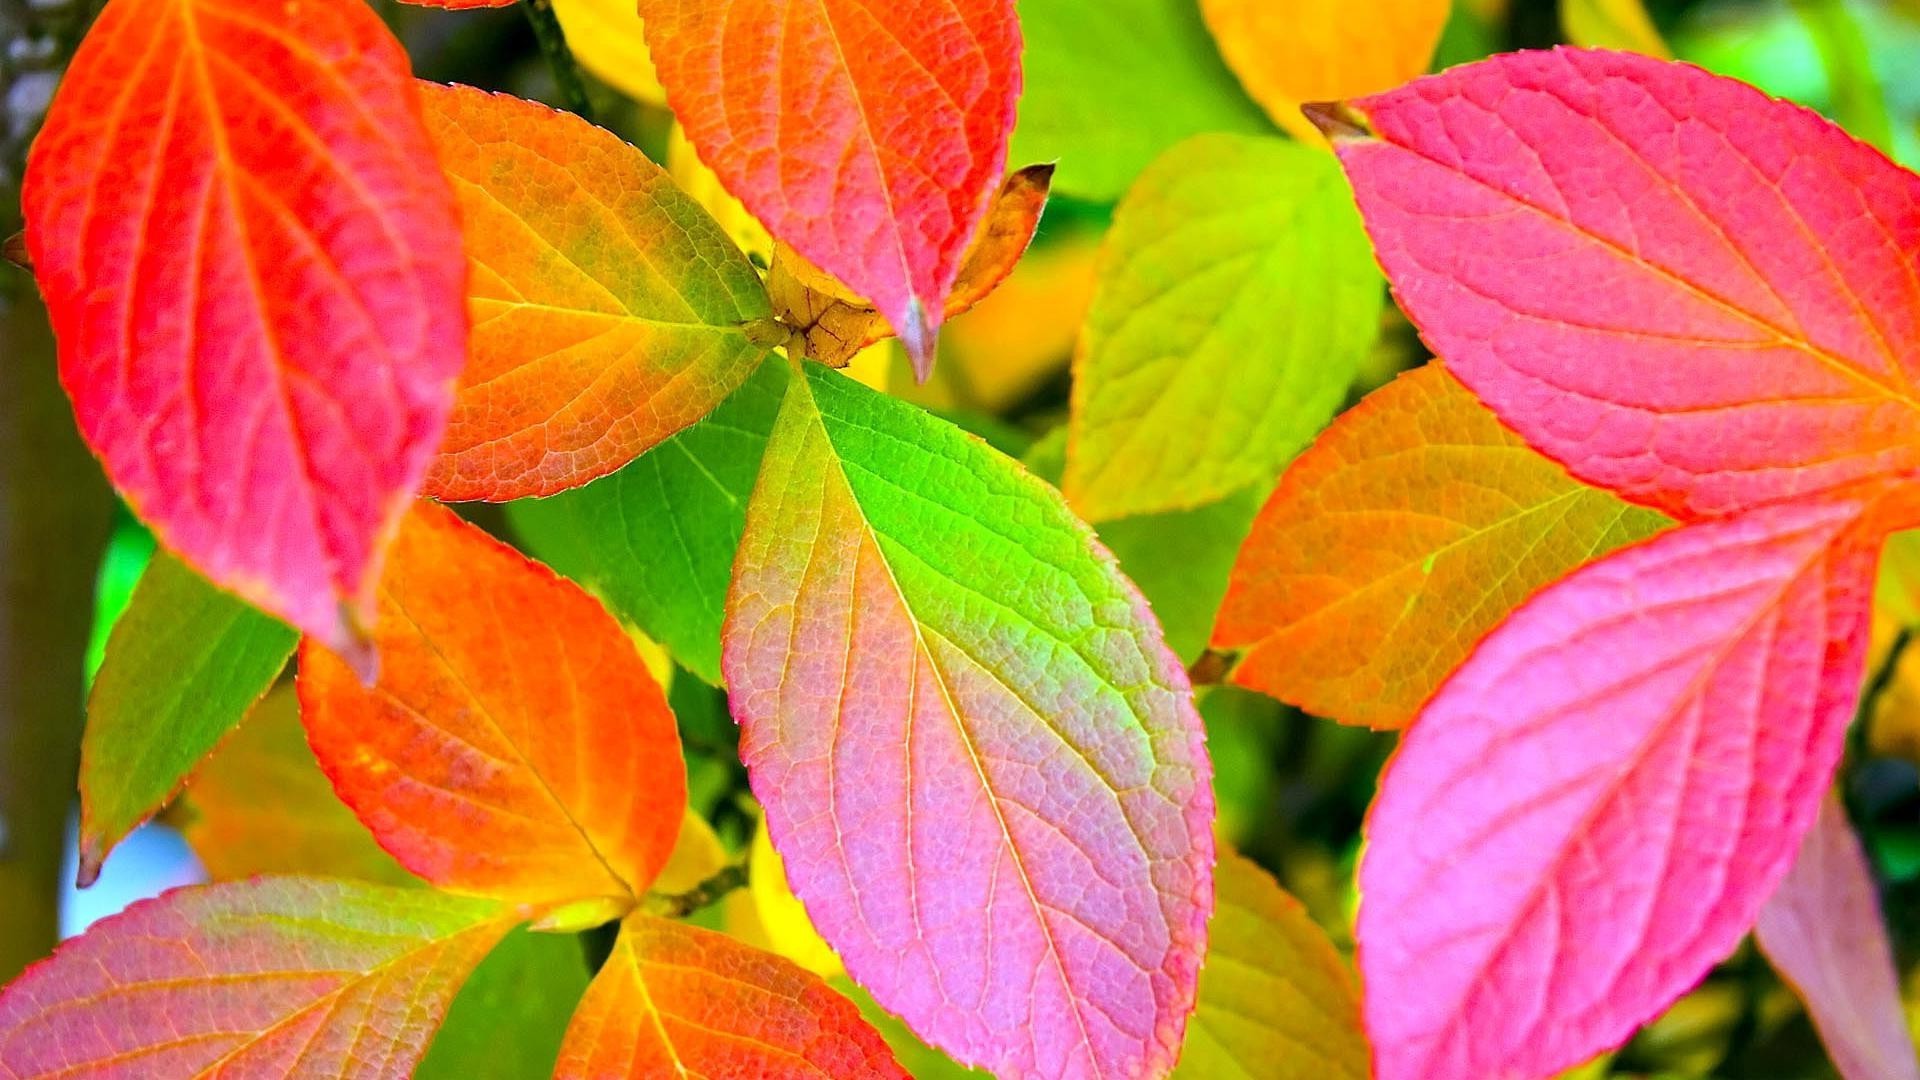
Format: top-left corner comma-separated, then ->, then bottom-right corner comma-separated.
329,601 -> 380,687
75,839 -> 105,890
3,230 -> 29,272
899,299 -> 939,383
1301,100 -> 1373,143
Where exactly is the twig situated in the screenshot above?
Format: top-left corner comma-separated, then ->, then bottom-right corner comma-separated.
521,0 -> 594,122
644,861 -> 749,920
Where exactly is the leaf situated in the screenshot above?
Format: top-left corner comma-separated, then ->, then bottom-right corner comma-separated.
666,121 -> 774,266
1754,793 -> 1920,1080
549,0 -> 666,103
556,914 -> 905,1079
1199,0 -> 1448,142
1011,0 -> 1268,201
635,0 -> 1021,377
768,165 -> 1055,368
750,812 -> 844,979
23,0 -> 468,659
831,979 -> 988,1080
78,551 -> 296,882
1359,498 -> 1883,1080
1063,134 -> 1381,522
1213,364 -> 1672,729
1561,0 -> 1671,57
417,927 -> 591,1080
173,685 -> 416,887
506,359 -> 789,685
298,502 -> 686,910
0,878 -> 511,1078
417,83 -> 771,502
1319,49 -> 1920,521
724,365 -> 1214,1077
1172,849 -> 1367,1080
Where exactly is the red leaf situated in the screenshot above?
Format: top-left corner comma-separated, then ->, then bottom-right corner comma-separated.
555,915 -> 906,1078
299,502 -> 686,909
1322,49 -> 1920,520
634,0 -> 1022,379
22,0 -> 467,660
1755,793 -> 1920,1080
1359,499 -> 1883,1080
0,879 -> 510,1078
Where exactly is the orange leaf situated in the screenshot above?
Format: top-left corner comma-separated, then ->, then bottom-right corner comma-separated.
418,83 -> 773,501
555,915 -> 906,1079
635,0 -> 1021,378
767,165 -> 1054,368
22,0 -> 469,661
1214,365 -> 1670,728
1201,0 -> 1448,143
298,502 -> 686,911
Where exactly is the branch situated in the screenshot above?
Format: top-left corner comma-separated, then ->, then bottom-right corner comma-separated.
521,0 -> 595,123
643,861 -> 749,920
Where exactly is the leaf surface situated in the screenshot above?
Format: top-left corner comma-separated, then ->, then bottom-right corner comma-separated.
635,0 -> 1021,376
1012,0 -> 1267,200
1213,365 -> 1671,728
724,365 -> 1214,1078
1172,849 -> 1367,1080
79,551 -> 296,881
555,915 -> 905,1079
175,686 -> 416,887
1360,499 -> 1882,1080
0,878 -> 509,1078
1754,793 -> 1920,1080
1200,0 -> 1447,141
1063,134 -> 1380,522
768,165 -> 1054,368
299,502 -> 685,908
506,359 -> 789,684
419,83 -> 770,501
1325,48 -> 1920,520
418,927 -> 590,1080
549,0 -> 665,102
23,0 -> 467,656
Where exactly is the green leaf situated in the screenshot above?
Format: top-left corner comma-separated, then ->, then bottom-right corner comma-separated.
1010,0 -> 1269,201
1064,134 -> 1381,522
78,551 -> 296,883
507,359 -> 788,684
417,927 -> 591,1080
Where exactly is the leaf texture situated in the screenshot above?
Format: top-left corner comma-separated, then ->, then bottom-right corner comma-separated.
634,0 -> 1021,375
0,879 -> 509,1078
554,915 -> 905,1079
1359,499 -> 1883,1080
22,0 -> 468,657
418,83 -> 771,501
1325,48 -> 1920,520
1063,134 -> 1381,522
506,359 -> 789,685
724,365 -> 1214,1078
1754,793 -> 1920,1080
1171,849 -> 1367,1080
1213,364 -> 1671,728
79,551 -> 296,881
1011,0 -> 1267,200
1200,0 -> 1448,142
299,502 -> 686,908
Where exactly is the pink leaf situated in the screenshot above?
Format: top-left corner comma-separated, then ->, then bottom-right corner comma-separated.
1755,792 -> 1920,1080
1323,48 -> 1920,520
633,0 -> 1022,379
1359,498 -> 1883,1080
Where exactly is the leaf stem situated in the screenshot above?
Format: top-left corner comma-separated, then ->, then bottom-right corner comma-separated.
644,861 -> 749,920
521,0 -> 595,123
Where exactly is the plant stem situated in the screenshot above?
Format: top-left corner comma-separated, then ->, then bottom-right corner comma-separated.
521,0 -> 594,123
644,861 -> 749,920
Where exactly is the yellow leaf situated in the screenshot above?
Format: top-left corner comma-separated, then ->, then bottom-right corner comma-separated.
666,122 -> 773,266
1561,0 -> 1671,57
1172,848 -> 1367,1079
1200,0 -> 1450,143
549,0 -> 666,103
